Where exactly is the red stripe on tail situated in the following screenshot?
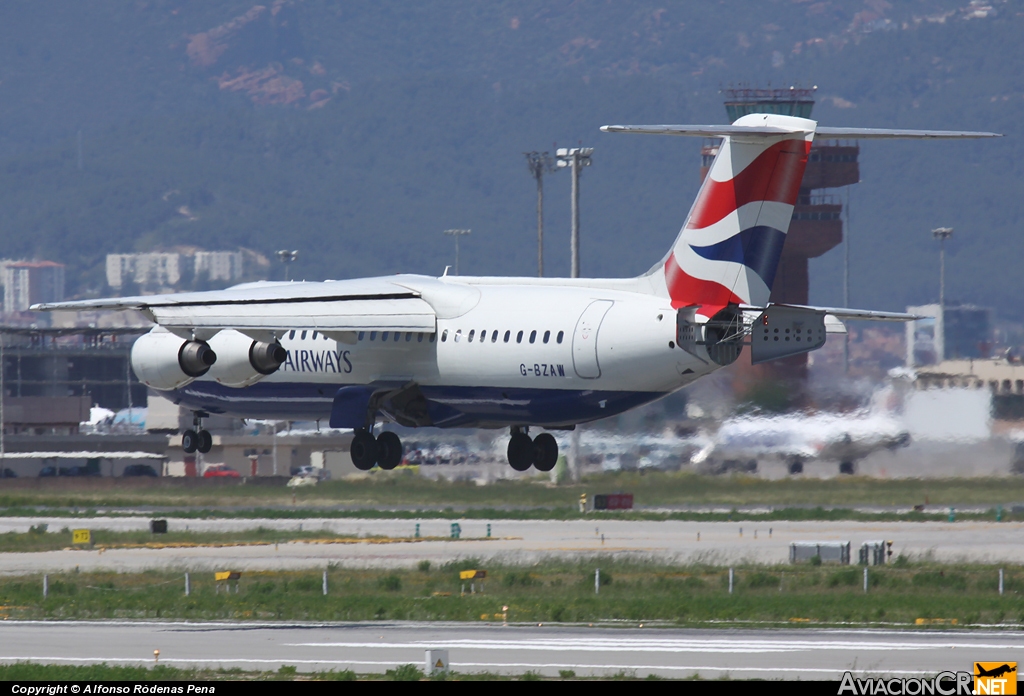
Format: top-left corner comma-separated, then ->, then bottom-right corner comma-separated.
664,253 -> 744,312
687,139 -> 811,230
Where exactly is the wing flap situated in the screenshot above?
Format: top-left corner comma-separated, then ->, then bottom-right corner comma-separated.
152,297 -> 436,333
32,276 -> 438,334
31,277 -> 420,312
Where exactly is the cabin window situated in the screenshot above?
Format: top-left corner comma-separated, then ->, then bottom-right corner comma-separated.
503,330 -> 511,343
454,329 -> 462,343
312,331 -> 318,339
557,330 -> 564,344
370,331 -> 377,341
430,333 -> 436,343
468,329 -> 475,343
357,332 -> 365,341
382,331 -> 389,341
491,330 -> 498,343
300,331 -> 307,340
516,330 -> 524,344
406,332 -> 412,342
441,330 -> 448,342
543,330 -> 550,344
288,330 -> 295,340
417,333 -> 424,342
529,330 -> 537,344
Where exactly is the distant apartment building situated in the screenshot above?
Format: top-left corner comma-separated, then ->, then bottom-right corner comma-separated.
2,260 -> 65,313
194,250 -> 244,283
106,248 -> 267,292
906,303 -> 994,367
106,252 -> 185,290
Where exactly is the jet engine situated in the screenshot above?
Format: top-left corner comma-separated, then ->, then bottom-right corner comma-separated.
205,330 -> 287,388
131,329 -> 217,391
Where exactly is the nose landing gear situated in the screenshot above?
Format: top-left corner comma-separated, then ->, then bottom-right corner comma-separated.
182,412 -> 213,454
507,427 -> 559,472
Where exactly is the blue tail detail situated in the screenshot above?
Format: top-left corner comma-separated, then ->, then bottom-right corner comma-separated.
690,225 -> 787,290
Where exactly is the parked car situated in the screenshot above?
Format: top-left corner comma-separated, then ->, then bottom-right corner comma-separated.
1,468 -> 16,478
39,465 -> 93,477
203,464 -> 240,478
122,464 -> 158,477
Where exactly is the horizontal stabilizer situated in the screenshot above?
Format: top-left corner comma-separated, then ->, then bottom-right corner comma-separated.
774,304 -> 921,322
601,124 -> 1000,139
816,127 -> 1000,139
600,124 -> 807,137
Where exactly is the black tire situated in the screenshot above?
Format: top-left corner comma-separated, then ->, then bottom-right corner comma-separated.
839,461 -> 855,475
507,432 -> 533,471
376,431 -> 403,470
532,433 -> 558,472
788,460 -> 803,475
182,430 -> 198,454
350,430 -> 378,471
197,429 -> 213,454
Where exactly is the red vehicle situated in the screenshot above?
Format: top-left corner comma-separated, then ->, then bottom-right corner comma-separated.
203,464 -> 240,478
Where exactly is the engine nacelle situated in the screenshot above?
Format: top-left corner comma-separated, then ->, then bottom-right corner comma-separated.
205,330 -> 287,388
131,330 -> 217,391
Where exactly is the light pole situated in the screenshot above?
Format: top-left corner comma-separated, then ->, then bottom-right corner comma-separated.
443,229 -> 472,275
555,147 -> 593,279
932,227 -> 953,310
525,152 -> 557,277
276,250 -> 299,281
1,330 -> 5,467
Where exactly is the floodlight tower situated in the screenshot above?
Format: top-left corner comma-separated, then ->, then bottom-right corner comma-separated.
443,229 -> 472,275
275,250 -> 299,281
524,152 -> 557,277
932,227 -> 953,310
556,147 -> 593,279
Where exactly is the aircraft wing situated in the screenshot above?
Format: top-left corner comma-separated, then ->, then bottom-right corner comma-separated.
31,277 -> 437,334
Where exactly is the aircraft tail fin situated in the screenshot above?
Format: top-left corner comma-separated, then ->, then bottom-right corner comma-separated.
601,119 -> 999,319
608,114 -> 814,318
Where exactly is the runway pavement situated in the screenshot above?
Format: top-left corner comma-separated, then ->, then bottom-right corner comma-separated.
0,620 -> 1018,678
1,518 -> 1023,574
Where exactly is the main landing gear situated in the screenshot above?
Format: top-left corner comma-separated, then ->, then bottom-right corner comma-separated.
182,411 -> 213,454
507,427 -> 558,472
349,429 -> 404,471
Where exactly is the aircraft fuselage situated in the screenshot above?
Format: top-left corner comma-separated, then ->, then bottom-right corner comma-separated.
171,280 -> 713,427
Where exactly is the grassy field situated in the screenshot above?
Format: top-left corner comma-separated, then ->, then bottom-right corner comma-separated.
2,471 -> 1024,514
0,526 -> 392,553
0,663 -> 654,681
1,559 -> 1021,627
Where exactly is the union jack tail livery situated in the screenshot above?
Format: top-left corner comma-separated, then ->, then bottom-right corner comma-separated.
601,117 -> 996,320
652,114 -> 813,317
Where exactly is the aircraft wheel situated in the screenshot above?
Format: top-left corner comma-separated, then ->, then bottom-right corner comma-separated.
376,431 -> 403,470
196,429 -> 213,454
350,430 -> 378,471
532,433 -> 558,472
839,461 -> 855,475
788,460 -> 803,475
182,430 -> 199,454
507,433 -> 533,472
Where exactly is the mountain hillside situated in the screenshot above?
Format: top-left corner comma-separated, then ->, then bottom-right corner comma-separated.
0,0 -> 1019,320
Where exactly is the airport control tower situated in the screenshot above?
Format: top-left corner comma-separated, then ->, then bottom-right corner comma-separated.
702,87 -> 859,377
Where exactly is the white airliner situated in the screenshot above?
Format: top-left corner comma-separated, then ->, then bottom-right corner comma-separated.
35,114 -> 997,472
690,407 -> 911,476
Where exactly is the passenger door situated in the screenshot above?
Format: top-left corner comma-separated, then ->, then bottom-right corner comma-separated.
572,300 -> 613,379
